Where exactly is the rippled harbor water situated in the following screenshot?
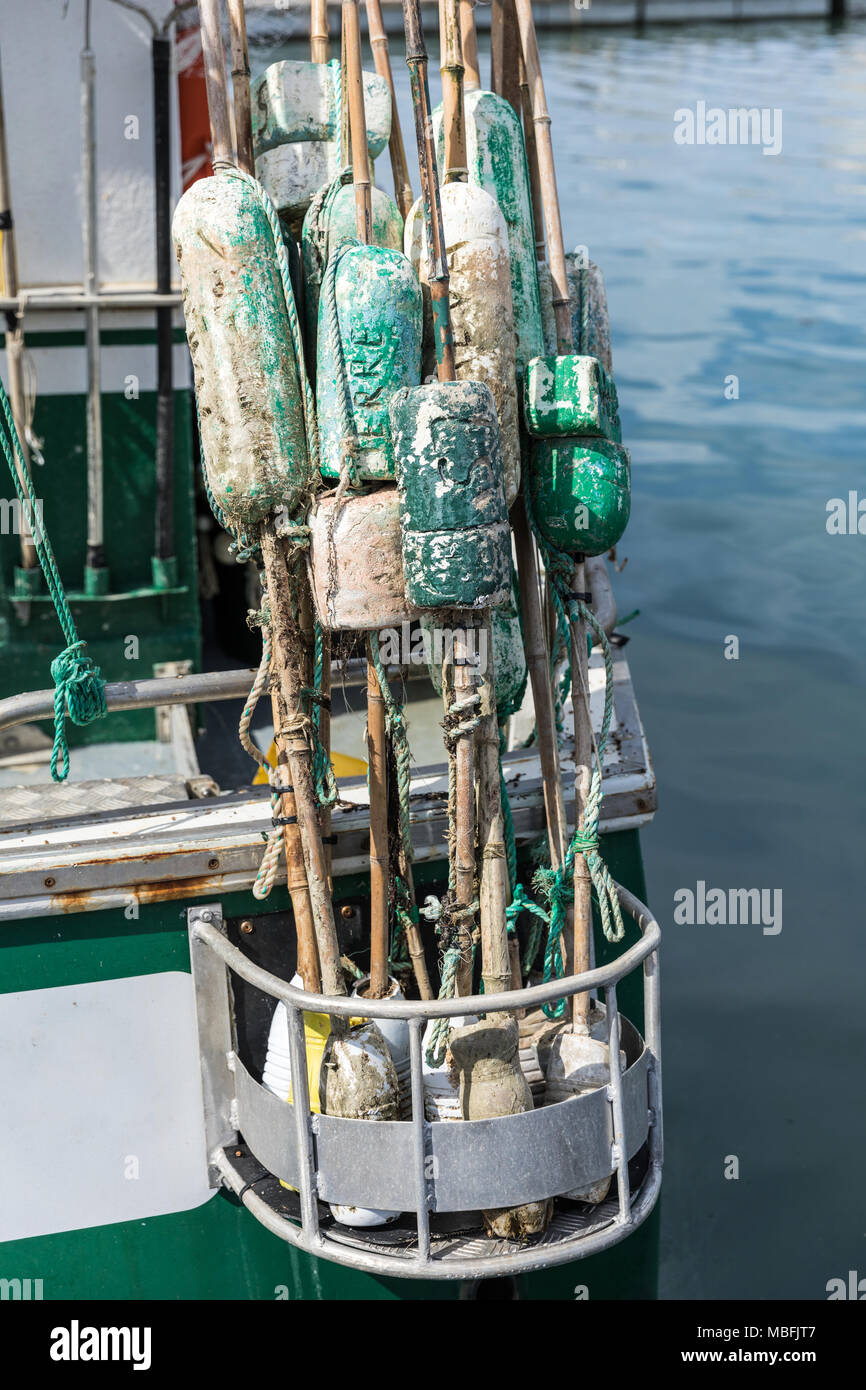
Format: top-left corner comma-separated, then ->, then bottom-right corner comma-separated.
257,17 -> 866,1299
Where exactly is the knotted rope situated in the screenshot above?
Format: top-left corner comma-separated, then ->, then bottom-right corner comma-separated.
0,377 -> 106,781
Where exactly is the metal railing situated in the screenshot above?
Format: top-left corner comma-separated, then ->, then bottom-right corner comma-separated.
188,882 -> 662,1279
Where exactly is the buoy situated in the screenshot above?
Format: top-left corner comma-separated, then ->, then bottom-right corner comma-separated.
431,81 -> 544,374
317,242 -> 423,483
252,58 -> 390,222
308,485 -> 414,631
389,379 -> 512,611
448,1018 -> 553,1237
352,974 -> 411,1117
301,180 -> 404,360
320,1021 -> 402,1226
404,186 -> 520,508
172,173 -> 311,526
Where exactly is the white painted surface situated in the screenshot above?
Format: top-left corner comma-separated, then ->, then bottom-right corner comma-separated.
0,971 -> 213,1241
1,0 -> 181,288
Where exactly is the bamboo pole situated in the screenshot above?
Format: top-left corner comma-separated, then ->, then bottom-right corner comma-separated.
441,0 -> 512,997
490,0 -> 521,115
514,0 -> 594,1031
226,0 -> 254,174
513,0 -> 571,354
458,0 -> 481,91
365,0 -> 414,220
271,691 -> 322,992
403,0 -> 478,999
518,51 -> 545,261
200,0 -> 345,1004
311,0 -> 330,62
196,0 -> 233,167
345,0 -> 392,999
512,500 -> 567,870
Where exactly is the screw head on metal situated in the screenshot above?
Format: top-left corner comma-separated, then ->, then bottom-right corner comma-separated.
240,919 -> 254,935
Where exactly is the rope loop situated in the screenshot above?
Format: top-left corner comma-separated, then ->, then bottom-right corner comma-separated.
49,642 -> 108,783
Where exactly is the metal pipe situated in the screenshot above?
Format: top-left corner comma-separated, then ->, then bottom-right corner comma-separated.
192,891 -> 660,1021
82,1 -> 107,583
152,31 -> 175,570
286,1003 -> 323,1241
409,1017 -> 431,1260
0,42 -> 37,575
0,292 -> 182,313
0,667 -> 255,735
604,982 -> 631,1223
217,1140 -> 662,1279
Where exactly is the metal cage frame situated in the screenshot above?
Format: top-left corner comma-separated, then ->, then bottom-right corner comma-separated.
187,883 -> 662,1279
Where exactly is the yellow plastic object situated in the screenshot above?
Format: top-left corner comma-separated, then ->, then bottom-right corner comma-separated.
253,741 -> 366,784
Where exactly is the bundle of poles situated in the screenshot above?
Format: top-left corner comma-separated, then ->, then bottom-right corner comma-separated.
191,0 -> 606,1095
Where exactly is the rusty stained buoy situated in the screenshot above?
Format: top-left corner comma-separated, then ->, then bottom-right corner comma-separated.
308,485 -> 415,631
389,380 -> 512,611
252,60 -> 391,222
172,174 -> 310,527
405,184 -> 520,508
317,245 -> 423,483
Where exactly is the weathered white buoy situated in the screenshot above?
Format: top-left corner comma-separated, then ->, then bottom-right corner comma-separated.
405,184 -> 521,507
322,1020 -> 402,1227
307,485 -> 414,631
252,59 -> 391,223
448,1017 -> 553,1238
352,974 -> 411,1118
433,90 -> 544,374
544,1004 -> 626,1205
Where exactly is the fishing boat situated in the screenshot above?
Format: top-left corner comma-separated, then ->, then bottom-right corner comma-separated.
0,0 -> 661,1301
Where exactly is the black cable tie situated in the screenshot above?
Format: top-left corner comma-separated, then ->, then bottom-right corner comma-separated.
271,782 -> 294,795
272,814 -> 298,827
567,591 -> 593,604
322,833 -> 338,845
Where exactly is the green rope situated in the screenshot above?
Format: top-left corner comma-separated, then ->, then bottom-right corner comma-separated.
310,621 -> 338,809
0,378 -> 106,780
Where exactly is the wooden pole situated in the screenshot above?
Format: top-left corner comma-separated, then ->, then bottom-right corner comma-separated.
458,0 -> 481,91
345,0 -> 392,998
311,0 -> 330,61
518,51 -> 545,262
514,0 -> 595,1027
489,0 -> 521,115
569,557 -> 592,1032
260,531 -> 346,1002
271,691 -> 322,992
513,0 -> 572,353
439,0 -> 467,183
365,0 -> 415,220
344,0 -> 373,242
402,0 -> 477,996
199,0 -> 344,1004
226,0 -> 254,174
196,0 -> 233,166
512,500 -> 567,870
